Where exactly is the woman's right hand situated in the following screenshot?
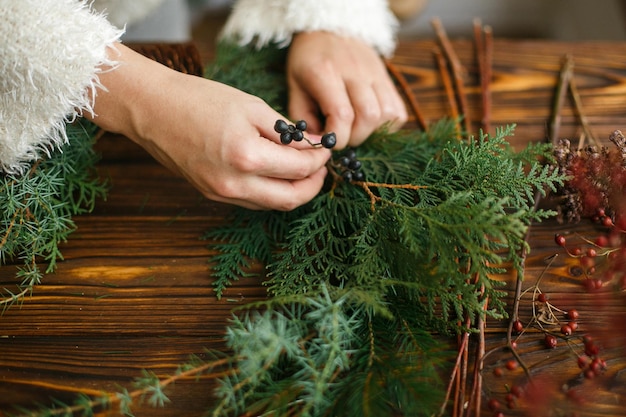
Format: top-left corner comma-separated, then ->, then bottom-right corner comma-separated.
89,43 -> 331,211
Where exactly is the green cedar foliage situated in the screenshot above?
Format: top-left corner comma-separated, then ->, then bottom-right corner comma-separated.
203,41 -> 565,415
0,120 -> 107,311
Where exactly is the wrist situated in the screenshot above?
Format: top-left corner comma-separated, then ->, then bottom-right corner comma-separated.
86,43 -> 173,144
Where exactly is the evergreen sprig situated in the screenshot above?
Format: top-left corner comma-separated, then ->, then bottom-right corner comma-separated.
1,120 -> 107,311
210,286 -> 447,417
204,122 -> 563,333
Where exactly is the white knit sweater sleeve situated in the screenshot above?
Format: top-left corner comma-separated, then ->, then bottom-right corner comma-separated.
0,0 -> 123,175
219,0 -> 399,57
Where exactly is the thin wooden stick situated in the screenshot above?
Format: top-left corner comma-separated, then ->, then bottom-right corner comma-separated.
431,17 -> 471,136
434,46 -> 461,136
474,19 -> 493,134
385,60 -> 428,131
549,55 -> 574,145
438,331 -> 469,417
569,72 -> 599,147
466,292 -> 488,417
458,328 -> 470,417
483,26 -> 493,134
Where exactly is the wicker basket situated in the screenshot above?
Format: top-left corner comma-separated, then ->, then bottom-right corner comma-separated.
129,42 -> 204,76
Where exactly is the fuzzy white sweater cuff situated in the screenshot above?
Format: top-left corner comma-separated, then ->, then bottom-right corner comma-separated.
220,0 -> 399,57
0,0 -> 122,175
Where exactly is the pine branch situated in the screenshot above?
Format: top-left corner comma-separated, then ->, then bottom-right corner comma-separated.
1,120 -> 107,310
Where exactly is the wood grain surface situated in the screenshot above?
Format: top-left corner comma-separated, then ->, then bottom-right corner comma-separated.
1,38 -> 626,417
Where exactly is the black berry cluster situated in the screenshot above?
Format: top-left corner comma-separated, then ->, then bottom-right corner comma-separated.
273,119 -> 336,149
336,148 -> 364,182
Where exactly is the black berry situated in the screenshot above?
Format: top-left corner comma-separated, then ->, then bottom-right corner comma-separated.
274,119 -> 289,133
339,156 -> 351,167
291,130 -> 304,142
280,132 -> 292,145
348,159 -> 362,170
295,120 -> 307,131
353,170 -> 365,181
321,132 -> 337,149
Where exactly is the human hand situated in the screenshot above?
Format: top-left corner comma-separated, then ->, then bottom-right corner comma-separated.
89,44 -> 330,211
286,31 -> 408,149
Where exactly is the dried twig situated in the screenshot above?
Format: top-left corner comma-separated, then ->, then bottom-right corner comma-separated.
431,17 -> 471,136
569,71 -> 599,147
434,46 -> 461,136
549,55 -> 574,145
385,60 -> 428,131
474,19 -> 493,134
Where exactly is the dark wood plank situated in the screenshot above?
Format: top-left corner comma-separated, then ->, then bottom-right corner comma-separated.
2,38 -> 626,416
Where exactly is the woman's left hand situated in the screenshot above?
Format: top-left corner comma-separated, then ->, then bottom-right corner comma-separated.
286,31 -> 408,149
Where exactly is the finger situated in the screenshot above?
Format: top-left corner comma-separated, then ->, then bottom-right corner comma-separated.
256,165 -> 329,211
287,82 -> 323,135
224,165 -> 328,211
291,68 -> 354,149
228,134 -> 331,180
344,78 -> 382,146
373,79 -> 409,132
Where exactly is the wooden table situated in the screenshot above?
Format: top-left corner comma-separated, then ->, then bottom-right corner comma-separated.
1,38 -> 626,416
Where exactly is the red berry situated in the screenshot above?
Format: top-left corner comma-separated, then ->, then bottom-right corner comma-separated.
567,309 -> 579,320
586,248 -> 597,258
590,358 -> 604,375
537,293 -> 547,303
595,235 -> 609,247
602,216 -> 614,227
544,334 -> 558,349
512,320 -> 523,334
493,367 -> 503,377
555,234 -> 567,247
584,368 -> 596,379
561,324 -> 573,336
568,321 -> 579,331
584,343 -> 599,357
487,398 -> 501,411
577,356 -> 588,369
509,385 -> 523,398
580,256 -> 595,269
505,359 -> 519,370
